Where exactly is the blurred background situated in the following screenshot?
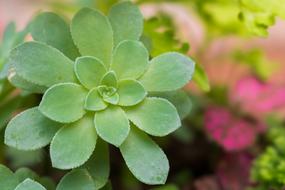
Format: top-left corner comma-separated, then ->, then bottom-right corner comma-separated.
1,0 -> 285,189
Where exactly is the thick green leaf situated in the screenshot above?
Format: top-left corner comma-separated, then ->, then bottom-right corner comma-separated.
71,8 -> 113,67
125,97 -> 181,136
9,42 -> 77,87
15,179 -> 46,190
0,165 -> 19,190
117,79 -> 146,106
139,53 -> 195,92
150,90 -> 192,120
56,169 -> 95,190
103,92 -> 119,105
8,70 -> 47,93
5,107 -> 61,150
83,139 -> 110,189
39,83 -> 87,123
192,63 -> 210,92
74,56 -> 107,89
85,88 -> 108,111
120,127 -> 169,185
50,115 -> 97,169
100,71 -> 117,88
95,106 -> 130,146
108,1 -> 143,45
111,40 -> 149,80
0,95 -> 21,130
31,12 -> 80,60
101,181 -> 112,190
15,168 -> 38,183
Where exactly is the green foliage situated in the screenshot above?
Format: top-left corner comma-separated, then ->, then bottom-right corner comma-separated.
233,49 -> 278,80
239,0 -> 285,37
251,119 -> 285,189
0,165 -> 55,190
193,0 -> 247,36
5,1 -> 195,186
142,13 -> 189,57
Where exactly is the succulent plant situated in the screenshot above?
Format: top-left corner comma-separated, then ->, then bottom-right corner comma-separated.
5,1 -> 195,186
0,164 -> 55,190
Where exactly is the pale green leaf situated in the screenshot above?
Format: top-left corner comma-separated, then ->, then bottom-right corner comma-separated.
71,8 -> 113,67
0,165 -> 19,190
5,107 -> 61,151
103,92 -> 119,105
101,181 -> 112,190
120,127 -> 169,185
150,90 -> 191,120
14,168 -> 38,183
50,114 -> 97,169
0,95 -> 21,130
82,139 -> 110,189
95,106 -> 130,146
85,88 -> 108,111
39,83 -> 87,123
9,42 -> 77,87
117,79 -> 146,106
74,56 -> 107,89
109,1 -> 143,45
56,169 -> 95,190
139,53 -> 195,92
100,71 -> 117,88
31,12 -> 80,60
111,40 -> 149,80
8,70 -> 47,93
15,179 -> 46,190
193,63 -> 210,92
125,97 -> 181,136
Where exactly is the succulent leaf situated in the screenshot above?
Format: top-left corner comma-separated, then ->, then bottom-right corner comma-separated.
50,114 -> 97,169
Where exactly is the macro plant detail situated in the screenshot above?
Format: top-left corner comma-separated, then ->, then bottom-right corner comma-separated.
4,1 -> 195,187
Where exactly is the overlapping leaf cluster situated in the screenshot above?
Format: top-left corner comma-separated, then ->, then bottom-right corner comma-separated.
249,119 -> 285,189
4,1 -> 195,188
239,0 -> 285,36
0,165 -> 55,190
0,23 -> 30,130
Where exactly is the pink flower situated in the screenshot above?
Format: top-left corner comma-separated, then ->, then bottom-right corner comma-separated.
205,107 -> 257,151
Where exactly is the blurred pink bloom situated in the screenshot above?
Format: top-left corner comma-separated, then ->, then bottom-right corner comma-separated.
231,76 -> 285,119
216,153 -> 252,190
205,107 -> 257,151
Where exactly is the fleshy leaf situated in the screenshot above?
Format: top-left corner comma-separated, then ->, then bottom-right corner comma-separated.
31,12 -> 80,60
95,106 -> 130,146
117,79 -> 146,106
108,1 -> 143,45
111,40 -> 149,80
103,92 -> 119,105
193,63 -> 210,92
14,168 -> 38,183
50,114 -> 97,169
5,107 -> 61,151
8,70 -> 47,93
71,7 -> 113,68
82,139 -> 110,189
85,88 -> 108,111
0,95 -> 21,130
125,97 -> 181,136
39,83 -> 87,123
74,56 -> 107,89
0,165 -> 19,190
139,53 -> 195,92
15,179 -> 46,190
150,90 -> 192,120
100,71 -> 117,88
9,42 -> 76,87
120,127 -> 169,185
56,169 -> 95,190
